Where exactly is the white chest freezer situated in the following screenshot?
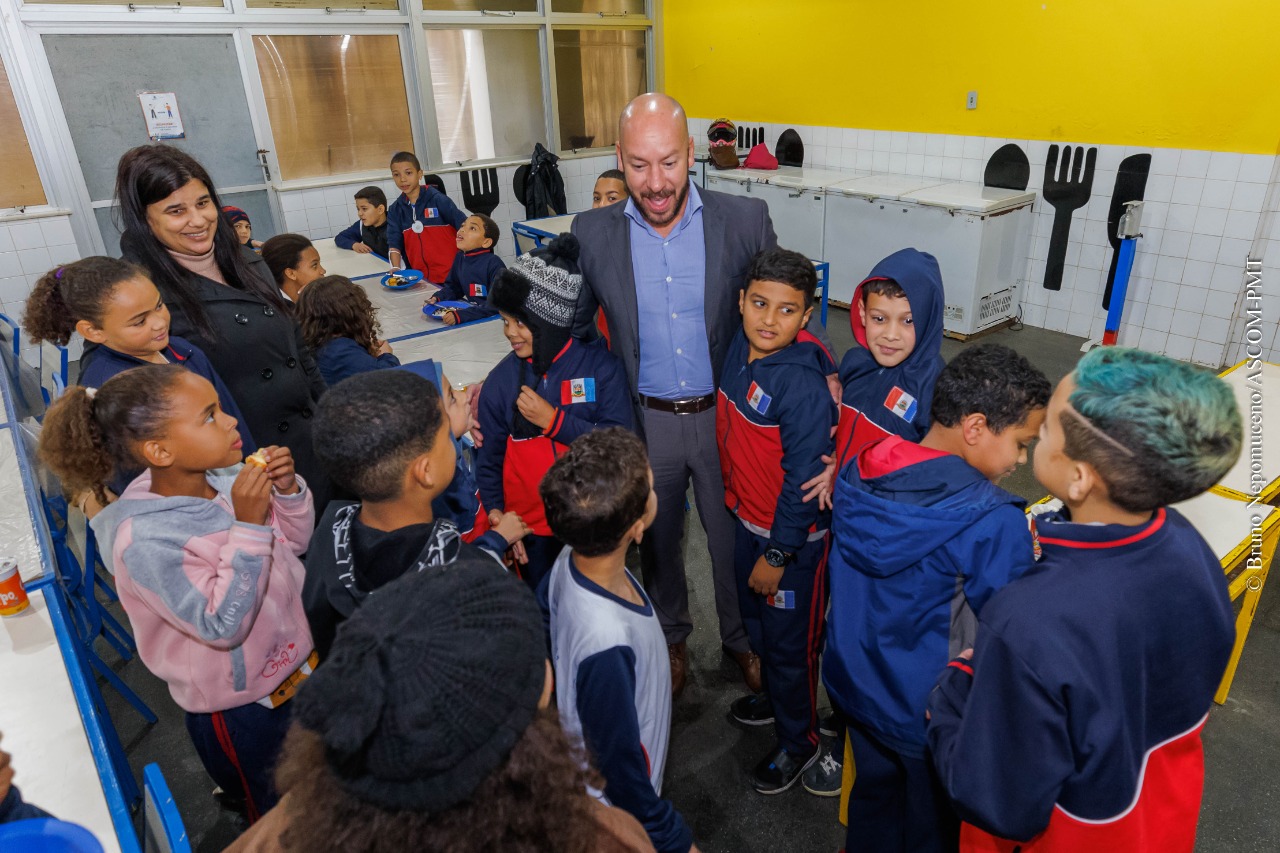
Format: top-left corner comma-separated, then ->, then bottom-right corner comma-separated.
705,167 -> 861,260
897,183 -> 1036,335
822,176 -> 1035,336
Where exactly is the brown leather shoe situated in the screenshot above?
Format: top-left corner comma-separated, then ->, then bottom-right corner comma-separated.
730,649 -> 763,694
668,642 -> 688,698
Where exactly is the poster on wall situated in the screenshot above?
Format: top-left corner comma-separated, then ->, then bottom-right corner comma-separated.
138,92 -> 185,140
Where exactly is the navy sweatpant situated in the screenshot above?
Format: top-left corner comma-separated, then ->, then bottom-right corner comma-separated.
735,523 -> 829,756
518,533 -> 564,592
185,700 -> 293,823
843,719 -> 958,853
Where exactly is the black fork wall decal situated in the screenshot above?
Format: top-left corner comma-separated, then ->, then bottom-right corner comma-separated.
1041,144 -> 1097,290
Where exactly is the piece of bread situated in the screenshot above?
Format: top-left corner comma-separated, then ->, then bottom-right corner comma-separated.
245,450 -> 268,468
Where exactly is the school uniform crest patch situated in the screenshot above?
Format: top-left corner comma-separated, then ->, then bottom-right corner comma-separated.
561,377 -> 596,405
883,386 -> 918,422
766,590 -> 795,609
747,381 -> 772,415
468,282 -> 487,298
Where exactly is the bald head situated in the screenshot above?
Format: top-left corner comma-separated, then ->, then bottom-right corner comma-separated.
614,93 -> 694,232
618,93 -> 687,142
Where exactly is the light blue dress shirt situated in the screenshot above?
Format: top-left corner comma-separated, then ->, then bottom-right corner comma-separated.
626,183 -> 714,398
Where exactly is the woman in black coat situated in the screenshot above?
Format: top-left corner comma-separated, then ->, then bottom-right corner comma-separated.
112,144 -> 332,509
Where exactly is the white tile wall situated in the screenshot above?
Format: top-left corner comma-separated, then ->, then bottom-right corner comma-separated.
689,118 -> 1279,367
0,213 -> 82,333
277,154 -> 617,267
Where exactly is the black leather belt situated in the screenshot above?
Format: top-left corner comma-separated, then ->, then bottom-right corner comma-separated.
639,393 -> 716,415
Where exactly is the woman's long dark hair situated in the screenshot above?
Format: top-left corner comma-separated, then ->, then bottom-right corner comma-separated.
113,144 -> 288,339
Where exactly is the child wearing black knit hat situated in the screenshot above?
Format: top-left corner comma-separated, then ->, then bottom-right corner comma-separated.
476,233 -> 634,590
226,553 -> 657,852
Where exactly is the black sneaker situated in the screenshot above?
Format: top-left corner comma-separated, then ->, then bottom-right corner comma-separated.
730,693 -> 775,726
751,745 -> 820,794
802,737 -> 843,797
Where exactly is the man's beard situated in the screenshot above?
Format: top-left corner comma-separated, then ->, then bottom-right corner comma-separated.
628,178 -> 690,229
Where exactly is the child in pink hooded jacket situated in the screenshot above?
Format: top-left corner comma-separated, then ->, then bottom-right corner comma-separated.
39,363 -> 314,825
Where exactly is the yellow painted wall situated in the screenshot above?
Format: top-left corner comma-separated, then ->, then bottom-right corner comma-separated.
663,0 -> 1280,154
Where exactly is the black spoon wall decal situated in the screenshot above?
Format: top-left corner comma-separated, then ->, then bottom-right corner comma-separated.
1102,154 -> 1152,310
984,143 -> 1030,191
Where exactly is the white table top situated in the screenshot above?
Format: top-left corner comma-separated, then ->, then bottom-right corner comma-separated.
312,237 -> 392,282
1217,361 -> 1279,496
1173,489 -> 1276,560
0,589 -> 121,852
0,428 -> 45,584
392,319 -> 511,389
514,214 -> 578,238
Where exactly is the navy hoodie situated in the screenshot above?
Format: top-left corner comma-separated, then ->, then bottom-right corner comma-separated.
836,249 -> 945,467
80,337 -> 257,496
314,337 -> 401,387
823,436 -> 1034,758
476,337 -> 632,536
926,506 -> 1234,851
432,248 -> 506,324
716,329 -> 837,552
334,219 -> 389,258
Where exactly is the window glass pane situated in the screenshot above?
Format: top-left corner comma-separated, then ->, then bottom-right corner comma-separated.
552,28 -> 646,150
551,0 -> 646,13
253,35 -> 414,181
425,28 -> 546,163
248,1 -> 397,8
423,0 -> 537,11
0,56 -> 46,209
26,0 -> 220,5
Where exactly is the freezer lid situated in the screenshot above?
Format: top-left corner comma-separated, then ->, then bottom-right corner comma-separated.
898,182 -> 1036,214
768,167 -> 865,190
705,168 -> 776,185
828,174 -> 947,200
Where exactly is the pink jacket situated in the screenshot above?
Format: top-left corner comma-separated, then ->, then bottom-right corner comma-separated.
90,468 -> 315,713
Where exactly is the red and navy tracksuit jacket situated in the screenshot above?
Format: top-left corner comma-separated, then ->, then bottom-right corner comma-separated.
717,330 -> 837,755
386,185 -> 467,283
836,248 -> 945,468
476,337 -> 632,537
823,436 -> 1035,760
433,248 -> 506,324
926,506 -> 1234,852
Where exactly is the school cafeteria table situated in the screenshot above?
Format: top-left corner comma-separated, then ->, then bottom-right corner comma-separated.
390,316 -> 511,389
1,343 -> 139,851
312,237 -> 390,282
1213,359 -> 1279,505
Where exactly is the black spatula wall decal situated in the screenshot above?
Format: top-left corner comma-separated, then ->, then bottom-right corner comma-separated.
1102,154 -> 1151,310
461,168 -> 500,217
984,143 -> 1030,191
1041,145 -> 1097,291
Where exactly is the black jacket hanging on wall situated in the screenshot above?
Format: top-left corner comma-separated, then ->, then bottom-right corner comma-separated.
525,143 -> 567,220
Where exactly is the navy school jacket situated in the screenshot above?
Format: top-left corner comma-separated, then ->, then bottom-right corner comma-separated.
433,248 -> 506,324
836,248 -> 945,468
926,506 -> 1234,852
80,336 -> 257,456
476,337 -> 632,536
386,186 -> 468,283
314,337 -> 401,387
822,436 -> 1034,758
334,219 -> 389,258
716,329 -> 837,552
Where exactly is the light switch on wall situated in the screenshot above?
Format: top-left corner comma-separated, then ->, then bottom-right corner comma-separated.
967,91 -> 978,110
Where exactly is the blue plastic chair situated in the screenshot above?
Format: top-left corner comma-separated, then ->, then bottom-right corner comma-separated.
143,764 -> 191,853
0,818 -> 105,852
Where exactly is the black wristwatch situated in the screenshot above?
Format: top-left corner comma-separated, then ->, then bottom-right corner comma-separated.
764,547 -> 794,568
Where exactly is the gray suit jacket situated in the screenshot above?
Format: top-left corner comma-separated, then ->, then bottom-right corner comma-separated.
571,188 -> 830,427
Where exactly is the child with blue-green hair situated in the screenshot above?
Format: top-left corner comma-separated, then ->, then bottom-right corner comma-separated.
926,346 -> 1242,853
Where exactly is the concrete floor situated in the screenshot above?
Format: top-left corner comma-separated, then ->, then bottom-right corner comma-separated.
93,309 -> 1279,851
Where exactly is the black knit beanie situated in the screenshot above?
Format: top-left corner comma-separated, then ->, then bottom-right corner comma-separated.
293,552 -> 547,813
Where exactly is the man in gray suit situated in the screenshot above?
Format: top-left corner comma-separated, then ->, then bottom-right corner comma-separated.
571,93 -> 832,697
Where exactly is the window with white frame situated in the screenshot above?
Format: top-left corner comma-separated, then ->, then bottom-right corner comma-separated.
0,54 -> 45,209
